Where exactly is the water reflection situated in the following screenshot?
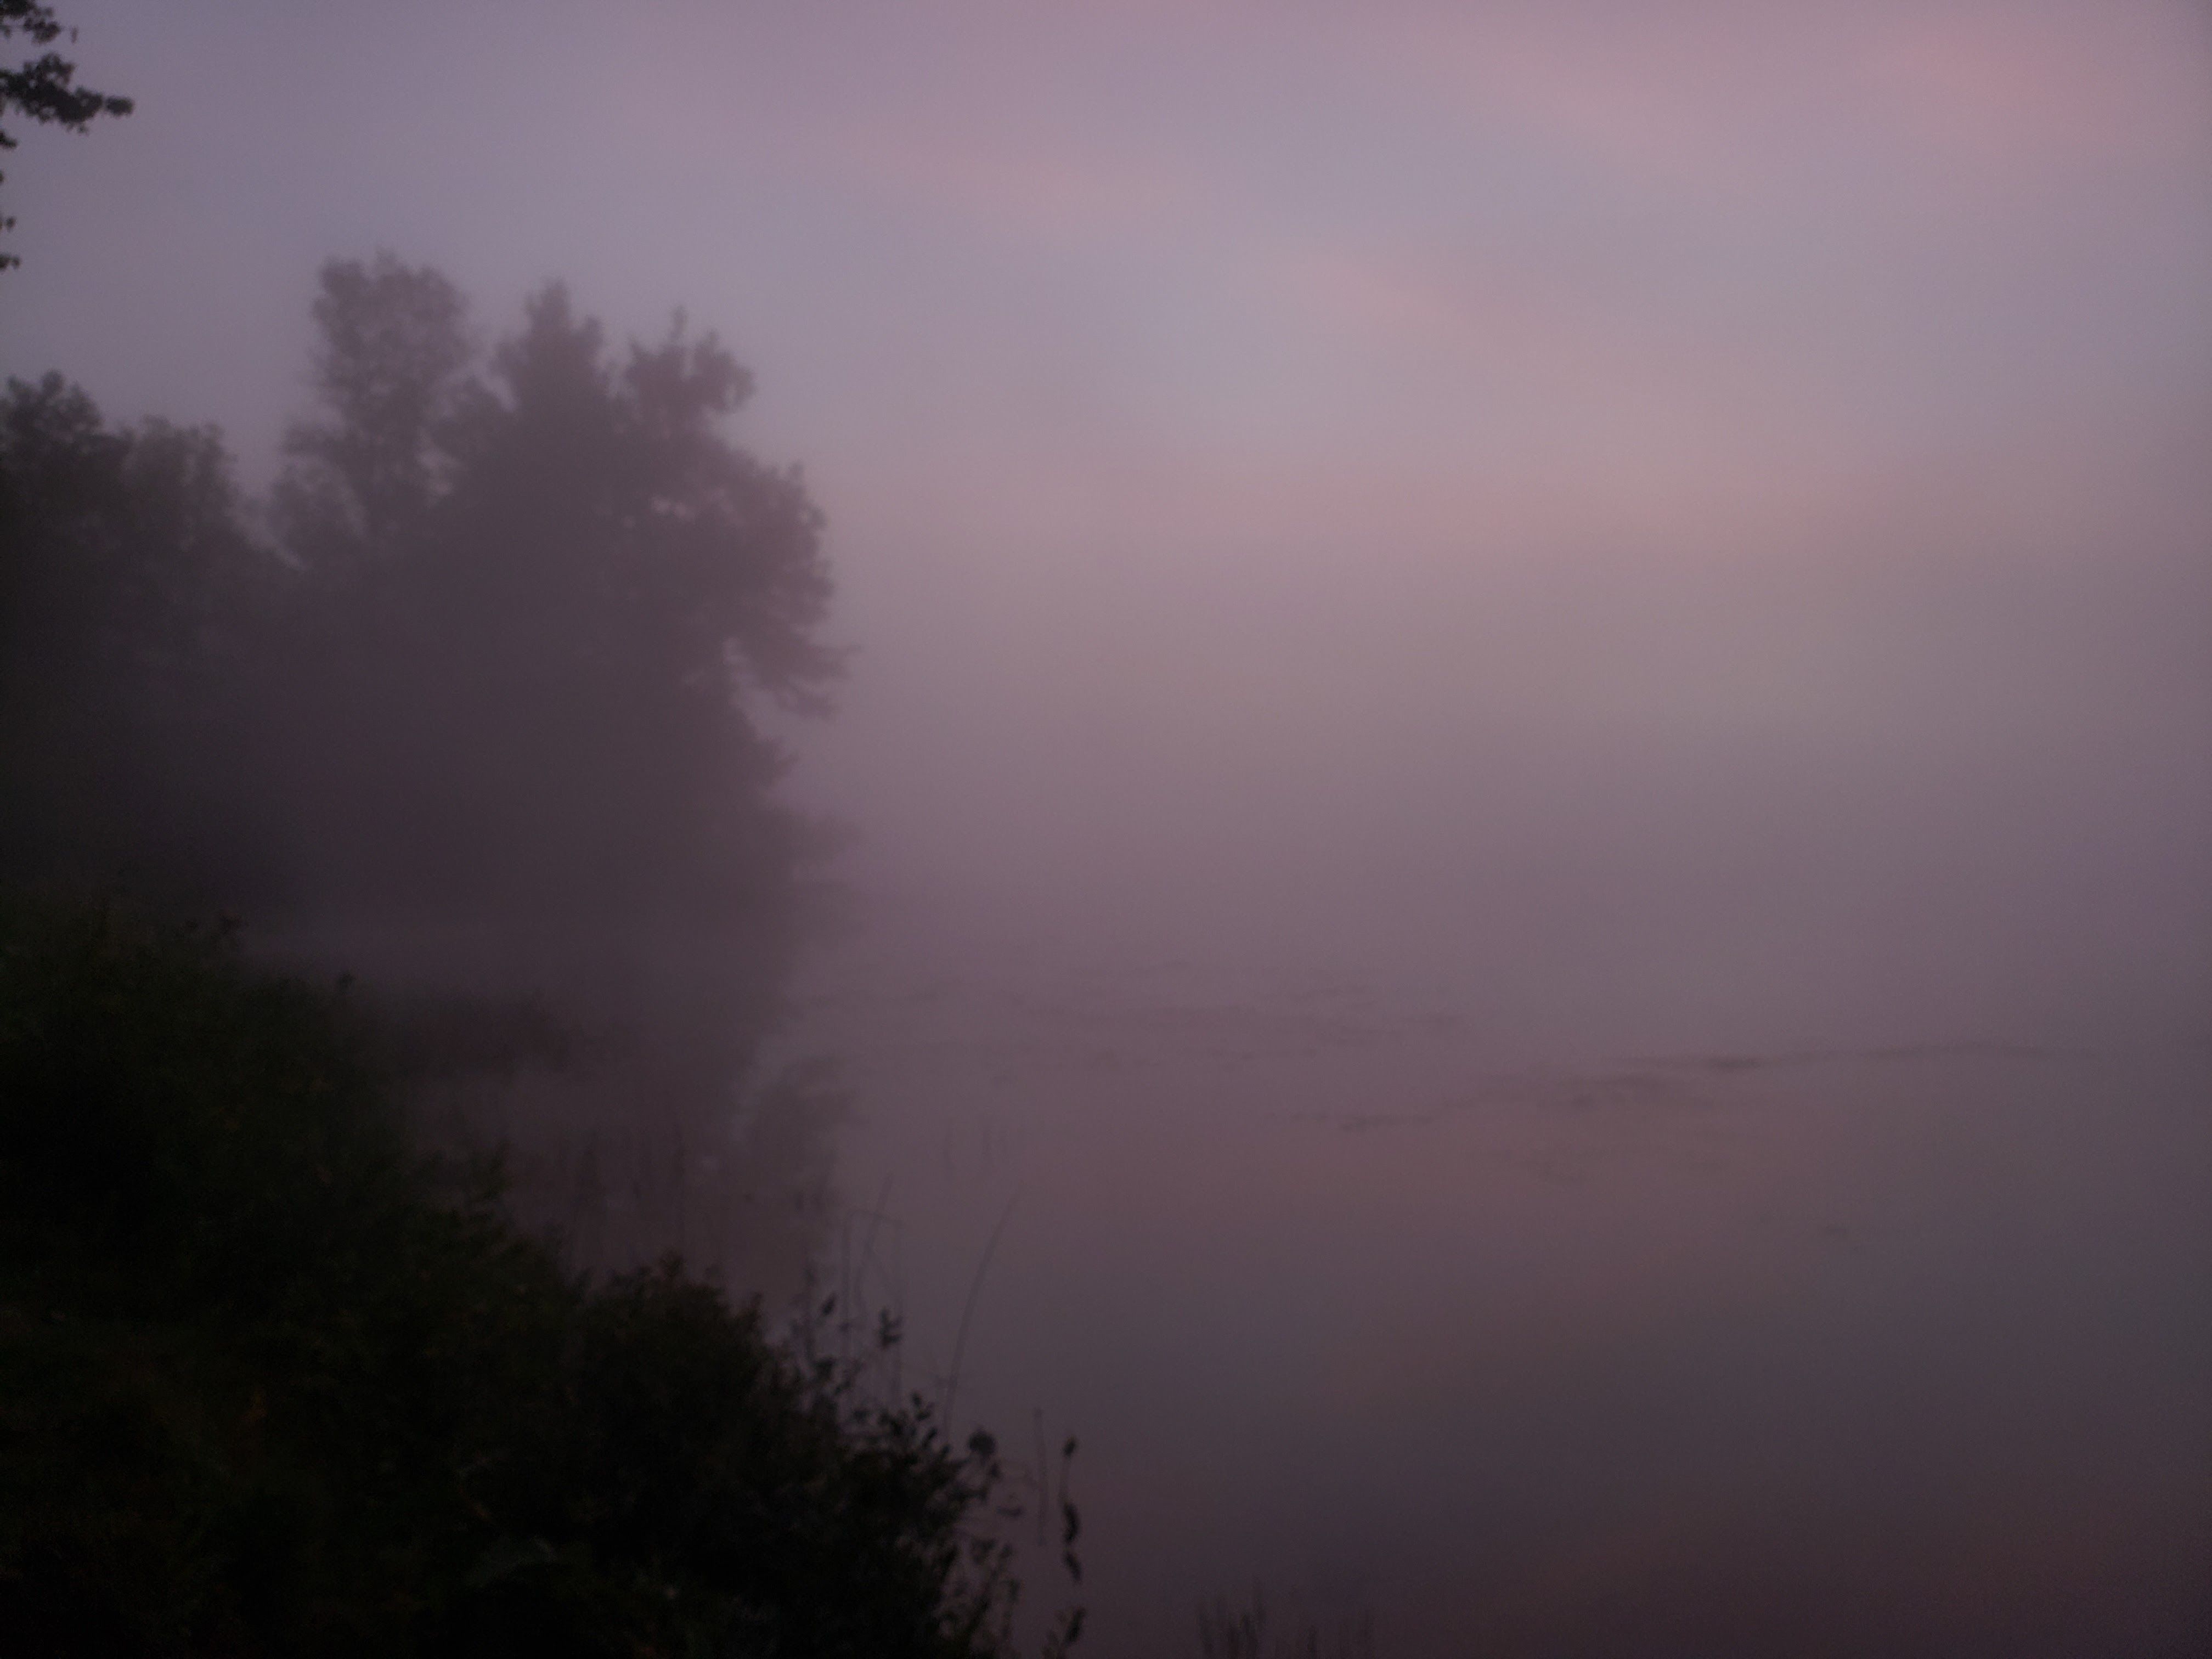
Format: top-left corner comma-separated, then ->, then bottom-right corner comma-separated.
253,910 -> 845,1301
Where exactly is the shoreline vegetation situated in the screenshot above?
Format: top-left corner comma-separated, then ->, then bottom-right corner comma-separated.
0,893 -> 1083,1656
0,241 -> 1086,1653
0,243 -> 1086,1655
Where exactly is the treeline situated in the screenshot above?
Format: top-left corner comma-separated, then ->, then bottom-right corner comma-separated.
4,255 -> 848,1275
5,255 -> 833,1005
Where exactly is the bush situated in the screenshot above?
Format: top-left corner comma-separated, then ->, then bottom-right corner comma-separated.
0,896 -> 1021,1656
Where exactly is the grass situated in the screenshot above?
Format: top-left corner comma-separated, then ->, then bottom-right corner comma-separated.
1198,1589 -> 1375,1659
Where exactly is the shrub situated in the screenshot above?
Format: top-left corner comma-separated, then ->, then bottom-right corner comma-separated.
0,896 -> 1019,1656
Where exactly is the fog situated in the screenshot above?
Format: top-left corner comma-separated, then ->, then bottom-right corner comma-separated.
797,407 -> 2212,1053
5,1 -> 2210,1653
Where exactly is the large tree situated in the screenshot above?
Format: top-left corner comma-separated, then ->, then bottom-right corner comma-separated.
279,255 -> 471,552
263,256 -> 840,1048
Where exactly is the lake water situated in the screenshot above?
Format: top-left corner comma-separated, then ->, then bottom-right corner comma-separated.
772,896 -> 2212,1658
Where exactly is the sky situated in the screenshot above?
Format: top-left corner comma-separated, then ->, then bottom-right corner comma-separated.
6,0 -> 2210,1043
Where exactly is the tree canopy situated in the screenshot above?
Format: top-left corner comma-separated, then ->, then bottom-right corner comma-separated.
251,258 -> 844,1094
0,374 -> 259,902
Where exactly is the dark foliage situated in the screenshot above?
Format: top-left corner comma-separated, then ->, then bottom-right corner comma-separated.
0,374 -> 264,906
0,1 -> 133,269
0,897 -> 1019,1657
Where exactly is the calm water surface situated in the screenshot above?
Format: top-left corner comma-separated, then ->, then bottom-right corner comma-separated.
770,900 -> 2212,1658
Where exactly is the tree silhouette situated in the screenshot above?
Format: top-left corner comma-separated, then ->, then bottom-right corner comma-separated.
278,255 -> 470,552
260,257 -> 840,1049
0,373 -> 259,899
4,256 -> 842,1200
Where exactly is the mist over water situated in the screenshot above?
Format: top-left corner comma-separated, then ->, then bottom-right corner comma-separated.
6,1 -> 2211,1652
780,900 -> 2212,1657
760,280 -> 2212,1654
793,407 -> 2212,1060
767,415 -> 2212,1654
